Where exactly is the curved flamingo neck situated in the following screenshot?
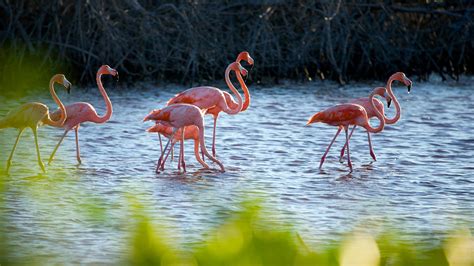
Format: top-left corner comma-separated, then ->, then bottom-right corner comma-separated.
365,92 -> 385,133
48,78 -> 67,127
237,71 -> 250,112
93,72 -> 113,123
224,66 -> 243,115
197,122 -> 224,172
385,76 -> 401,124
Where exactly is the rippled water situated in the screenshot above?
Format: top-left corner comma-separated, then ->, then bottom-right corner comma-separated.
1,80 -> 473,263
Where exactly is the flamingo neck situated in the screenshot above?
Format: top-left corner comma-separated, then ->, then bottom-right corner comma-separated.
385,77 -> 401,124
93,73 -> 113,123
224,66 -> 243,114
197,122 -> 225,172
365,92 -> 385,133
240,75 -> 251,112
48,78 -> 67,127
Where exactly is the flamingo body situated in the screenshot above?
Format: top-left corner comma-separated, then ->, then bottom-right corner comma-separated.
144,103 -> 224,172
308,104 -> 370,127
50,102 -> 102,130
1,103 -> 50,129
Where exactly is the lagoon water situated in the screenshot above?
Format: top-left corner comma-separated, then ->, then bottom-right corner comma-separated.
1,79 -> 473,263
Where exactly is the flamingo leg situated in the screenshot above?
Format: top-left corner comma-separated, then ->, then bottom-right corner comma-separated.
339,126 -> 357,162
156,128 -> 177,173
162,142 -> 175,171
367,131 -> 377,161
319,127 -> 342,169
6,129 -> 24,174
180,129 -> 186,172
344,126 -> 353,172
48,130 -> 69,165
177,141 -> 181,170
158,133 -> 163,155
32,128 -> 46,173
212,115 -> 218,157
171,144 -> 174,161
75,127 -> 82,164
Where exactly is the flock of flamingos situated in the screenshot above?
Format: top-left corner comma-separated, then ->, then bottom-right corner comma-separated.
0,51 -> 413,174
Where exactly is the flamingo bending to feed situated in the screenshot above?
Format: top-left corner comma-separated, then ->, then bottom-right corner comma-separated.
166,52 -> 253,157
339,72 -> 413,162
147,124 -> 204,172
306,87 -> 387,172
0,74 -> 71,174
143,104 -> 224,173
48,65 -> 118,165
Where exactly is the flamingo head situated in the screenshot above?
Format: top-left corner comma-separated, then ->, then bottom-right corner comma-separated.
392,72 -> 412,93
376,87 -> 392,108
143,109 -> 161,122
236,51 -> 254,66
229,62 -> 248,77
99,65 -> 119,82
52,74 -> 72,94
146,123 -> 167,133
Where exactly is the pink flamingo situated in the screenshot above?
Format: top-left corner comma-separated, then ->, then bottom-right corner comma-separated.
147,124 -> 205,172
339,72 -> 413,162
166,52 -> 253,157
48,65 -> 118,165
143,104 -> 225,173
306,87 -> 387,172
0,74 -> 71,174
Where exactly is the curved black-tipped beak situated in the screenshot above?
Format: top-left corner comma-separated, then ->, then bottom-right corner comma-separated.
66,85 -> 71,94
407,84 -> 411,93
115,73 -> 119,82
387,99 -> 392,108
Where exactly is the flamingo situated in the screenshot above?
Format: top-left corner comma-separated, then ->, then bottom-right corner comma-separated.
306,87 -> 387,172
47,65 -> 118,165
339,72 -> 413,162
166,52 -> 253,157
147,124 -> 204,172
143,104 -> 225,173
0,74 -> 71,174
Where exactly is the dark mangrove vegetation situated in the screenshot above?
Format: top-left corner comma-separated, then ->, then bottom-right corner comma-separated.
0,0 -> 473,89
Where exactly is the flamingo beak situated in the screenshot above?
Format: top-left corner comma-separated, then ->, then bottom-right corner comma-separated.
115,72 -> 119,82
387,99 -> 392,108
407,84 -> 411,93
64,78 -> 72,94
248,56 -> 254,66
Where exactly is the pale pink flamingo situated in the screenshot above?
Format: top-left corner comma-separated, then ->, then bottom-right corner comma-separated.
0,74 -> 71,174
339,72 -> 413,162
166,53 -> 253,157
143,104 -> 225,173
147,124 -> 205,172
306,87 -> 387,172
48,65 -> 118,165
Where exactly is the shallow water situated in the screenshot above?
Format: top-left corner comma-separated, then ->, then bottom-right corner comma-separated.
1,80 -> 473,263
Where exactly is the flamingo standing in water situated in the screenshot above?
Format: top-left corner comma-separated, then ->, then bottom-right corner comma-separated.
147,124 -> 204,172
48,65 -> 118,165
143,104 -> 225,173
339,72 -> 413,162
0,74 -> 71,174
306,87 -> 387,172
166,52 -> 253,157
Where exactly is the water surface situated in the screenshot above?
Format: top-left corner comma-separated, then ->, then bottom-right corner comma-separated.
1,80 -> 473,263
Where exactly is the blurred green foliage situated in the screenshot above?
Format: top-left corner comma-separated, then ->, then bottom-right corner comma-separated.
0,45 -> 69,99
127,200 -> 473,266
